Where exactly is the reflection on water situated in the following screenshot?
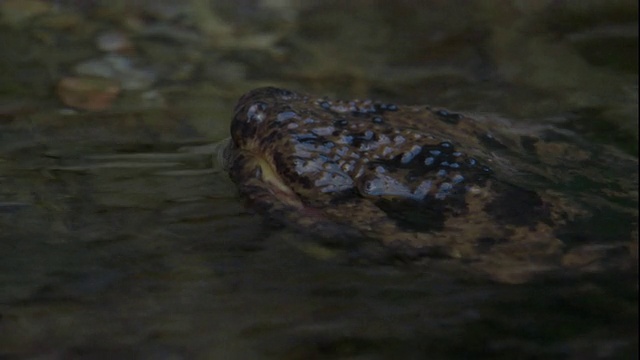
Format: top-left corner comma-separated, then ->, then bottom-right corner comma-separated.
0,0 -> 637,358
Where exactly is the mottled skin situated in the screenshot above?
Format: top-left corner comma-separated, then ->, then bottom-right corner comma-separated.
225,87 -> 637,282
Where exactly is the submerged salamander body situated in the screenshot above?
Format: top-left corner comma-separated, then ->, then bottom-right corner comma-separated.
224,87 -> 637,282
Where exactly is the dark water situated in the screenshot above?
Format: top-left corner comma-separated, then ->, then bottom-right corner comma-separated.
0,1 -> 637,358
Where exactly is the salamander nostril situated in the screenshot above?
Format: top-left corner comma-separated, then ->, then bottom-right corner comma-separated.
247,101 -> 269,123
276,88 -> 294,98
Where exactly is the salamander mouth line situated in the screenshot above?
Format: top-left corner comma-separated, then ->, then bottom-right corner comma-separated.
253,154 -> 299,200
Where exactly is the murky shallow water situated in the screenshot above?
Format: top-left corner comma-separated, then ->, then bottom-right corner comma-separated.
1,106 -> 637,359
0,1 -> 638,358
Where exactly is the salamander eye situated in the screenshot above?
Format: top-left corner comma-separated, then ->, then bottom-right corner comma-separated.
247,102 -> 268,123
362,178 -> 382,195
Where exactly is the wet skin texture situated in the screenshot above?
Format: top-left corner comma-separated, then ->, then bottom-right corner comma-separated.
225,87 -> 637,282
